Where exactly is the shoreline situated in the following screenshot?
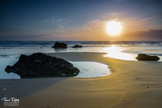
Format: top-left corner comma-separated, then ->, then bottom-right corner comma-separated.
0,52 -> 162,108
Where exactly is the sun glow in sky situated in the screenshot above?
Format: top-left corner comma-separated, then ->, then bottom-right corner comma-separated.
106,21 -> 123,35
0,0 -> 162,41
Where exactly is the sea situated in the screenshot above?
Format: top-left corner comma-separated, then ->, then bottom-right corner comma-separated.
0,41 -> 162,79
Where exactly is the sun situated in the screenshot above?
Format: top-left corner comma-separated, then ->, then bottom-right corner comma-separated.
106,21 -> 122,35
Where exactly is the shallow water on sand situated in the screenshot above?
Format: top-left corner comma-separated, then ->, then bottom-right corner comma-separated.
0,56 -> 111,79
0,55 -> 21,79
1,42 -> 162,79
71,61 -> 111,78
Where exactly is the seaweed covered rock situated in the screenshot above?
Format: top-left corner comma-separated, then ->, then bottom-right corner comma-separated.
136,54 -> 160,61
52,42 -> 67,48
5,53 -> 79,78
72,45 -> 82,48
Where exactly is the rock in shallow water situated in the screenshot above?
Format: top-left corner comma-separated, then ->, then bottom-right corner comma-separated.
52,42 -> 67,48
5,53 -> 79,78
136,54 -> 160,61
72,45 -> 82,48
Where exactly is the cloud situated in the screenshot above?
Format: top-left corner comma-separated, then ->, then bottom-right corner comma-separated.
115,0 -> 124,2
117,17 -> 157,33
120,30 -> 162,41
0,34 -> 52,41
49,17 -> 162,41
57,19 -> 63,22
86,20 -> 100,24
109,12 -> 122,18
41,18 -> 71,24
85,19 -> 107,30
2,16 -> 162,41
42,18 -> 56,23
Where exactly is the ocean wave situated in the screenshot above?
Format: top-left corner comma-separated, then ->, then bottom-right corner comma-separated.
0,41 -> 162,47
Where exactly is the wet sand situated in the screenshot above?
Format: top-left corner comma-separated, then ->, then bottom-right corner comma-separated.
0,52 -> 162,108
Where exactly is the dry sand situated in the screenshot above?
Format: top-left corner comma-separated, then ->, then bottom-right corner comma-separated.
0,52 -> 162,108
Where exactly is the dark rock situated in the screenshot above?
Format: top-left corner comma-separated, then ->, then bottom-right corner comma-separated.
52,42 -> 67,48
5,53 -> 79,78
72,45 -> 82,48
5,66 -> 14,73
136,54 -> 160,61
136,78 -> 140,79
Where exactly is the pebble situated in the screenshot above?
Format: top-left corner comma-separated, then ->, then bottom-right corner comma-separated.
2,88 -> 7,91
62,74 -> 66,76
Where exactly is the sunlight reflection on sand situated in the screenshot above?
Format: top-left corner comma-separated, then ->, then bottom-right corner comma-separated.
103,45 -> 138,61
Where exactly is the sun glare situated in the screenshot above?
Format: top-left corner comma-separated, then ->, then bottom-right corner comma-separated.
106,21 -> 122,35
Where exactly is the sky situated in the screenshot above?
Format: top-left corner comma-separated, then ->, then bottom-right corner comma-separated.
0,0 -> 162,41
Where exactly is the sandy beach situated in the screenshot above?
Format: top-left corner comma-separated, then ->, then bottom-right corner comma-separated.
0,52 -> 162,108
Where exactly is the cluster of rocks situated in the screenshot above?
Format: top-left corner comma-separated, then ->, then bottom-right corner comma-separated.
72,45 -> 82,48
5,53 -> 80,78
136,54 -> 160,61
52,42 -> 82,48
